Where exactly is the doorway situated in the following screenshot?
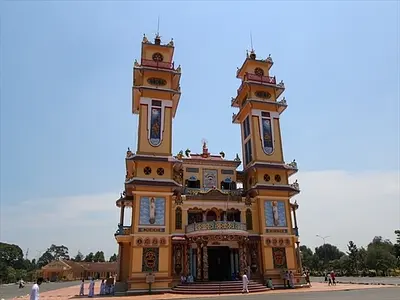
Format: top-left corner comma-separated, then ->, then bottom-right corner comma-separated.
208,246 -> 231,281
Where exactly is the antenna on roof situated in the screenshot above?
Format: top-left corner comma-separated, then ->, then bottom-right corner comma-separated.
157,16 -> 160,36
250,31 -> 254,52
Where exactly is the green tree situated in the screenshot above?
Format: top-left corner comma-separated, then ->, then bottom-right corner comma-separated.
47,244 -> 69,260
314,243 -> 344,268
6,266 -> 17,283
37,251 -> 54,268
93,251 -> 105,262
366,236 -> 397,275
74,251 -> 85,262
84,252 -> 94,262
0,242 -> 24,269
347,241 -> 360,275
393,230 -> 400,259
109,253 -> 117,262
299,245 -> 313,269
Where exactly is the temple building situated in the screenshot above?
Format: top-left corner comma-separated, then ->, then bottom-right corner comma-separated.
114,33 -> 303,293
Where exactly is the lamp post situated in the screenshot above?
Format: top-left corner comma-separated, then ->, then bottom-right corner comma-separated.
316,235 -> 330,270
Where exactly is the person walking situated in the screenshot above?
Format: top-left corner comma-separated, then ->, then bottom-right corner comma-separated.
242,271 -> 249,293
30,278 -> 43,300
79,279 -> 85,296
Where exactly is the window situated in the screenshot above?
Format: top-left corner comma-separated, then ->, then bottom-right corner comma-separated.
144,166 -> 152,175
243,116 -> 251,139
246,209 -> 253,230
244,140 -> 253,165
264,174 -> 271,182
186,179 -> 200,188
156,168 -> 164,176
274,174 -> 281,182
175,207 -> 182,230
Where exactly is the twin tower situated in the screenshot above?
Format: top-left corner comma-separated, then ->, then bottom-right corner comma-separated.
114,34 -> 302,292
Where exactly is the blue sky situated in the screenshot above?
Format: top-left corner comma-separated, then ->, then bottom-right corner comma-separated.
1,1 -> 399,259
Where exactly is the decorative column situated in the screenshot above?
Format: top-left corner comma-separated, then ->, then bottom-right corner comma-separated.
230,250 -> 234,274
119,204 -> 125,225
202,242 -> 209,280
117,243 -> 122,281
196,243 -> 202,280
296,242 -> 303,272
185,243 -> 190,276
291,201 -> 299,236
238,241 -> 247,275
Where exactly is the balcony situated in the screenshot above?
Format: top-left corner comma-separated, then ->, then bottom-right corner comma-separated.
186,221 -> 248,235
244,72 -> 276,84
141,59 -> 174,70
293,227 -> 299,237
114,225 -> 131,236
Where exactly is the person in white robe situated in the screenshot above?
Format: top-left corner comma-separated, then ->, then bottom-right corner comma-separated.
100,279 -> 105,295
88,278 -> 95,297
30,278 -> 43,300
242,271 -> 249,293
79,279 -> 85,296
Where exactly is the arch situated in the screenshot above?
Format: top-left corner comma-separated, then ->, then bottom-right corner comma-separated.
175,207 -> 182,230
206,210 -> 217,221
246,209 -> 253,230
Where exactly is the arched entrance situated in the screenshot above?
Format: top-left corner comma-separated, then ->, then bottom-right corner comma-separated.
206,210 -> 217,221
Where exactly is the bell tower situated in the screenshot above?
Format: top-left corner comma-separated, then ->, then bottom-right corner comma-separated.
232,49 -> 302,279
132,34 -> 181,156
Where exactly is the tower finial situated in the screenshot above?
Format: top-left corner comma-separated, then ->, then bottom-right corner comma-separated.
157,16 -> 160,36
250,31 -> 254,52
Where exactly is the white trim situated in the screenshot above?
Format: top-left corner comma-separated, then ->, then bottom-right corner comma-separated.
126,177 -> 178,184
140,97 -> 172,147
252,109 -> 279,155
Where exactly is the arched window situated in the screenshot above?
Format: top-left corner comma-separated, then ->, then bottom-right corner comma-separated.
175,207 -> 182,230
246,209 -> 253,230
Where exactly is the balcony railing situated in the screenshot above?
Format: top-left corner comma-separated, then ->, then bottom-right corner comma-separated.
186,221 -> 247,234
114,225 -> 131,236
245,72 -> 276,84
184,187 -> 243,196
141,59 -> 174,70
293,227 -> 299,237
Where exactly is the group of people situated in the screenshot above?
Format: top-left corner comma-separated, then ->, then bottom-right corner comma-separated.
325,271 -> 337,286
79,277 -> 115,297
180,274 -> 194,284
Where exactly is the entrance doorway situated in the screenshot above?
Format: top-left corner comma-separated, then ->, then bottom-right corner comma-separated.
207,246 -> 231,281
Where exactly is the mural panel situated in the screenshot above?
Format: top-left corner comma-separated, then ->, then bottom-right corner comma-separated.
139,197 -> 165,225
149,106 -> 162,146
203,169 -> 217,188
142,248 -> 159,272
265,200 -> 287,227
261,118 -> 274,154
272,247 -> 287,269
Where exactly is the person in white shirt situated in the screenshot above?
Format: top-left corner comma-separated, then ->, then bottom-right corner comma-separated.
242,271 -> 249,293
88,278 -> 95,297
30,278 -> 43,300
79,279 -> 85,296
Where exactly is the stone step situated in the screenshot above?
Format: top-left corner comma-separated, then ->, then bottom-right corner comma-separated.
172,280 -> 270,294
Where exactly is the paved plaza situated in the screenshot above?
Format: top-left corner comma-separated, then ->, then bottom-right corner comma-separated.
1,281 -> 399,300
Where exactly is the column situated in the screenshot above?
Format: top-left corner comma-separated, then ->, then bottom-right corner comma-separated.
119,205 -> 125,225
185,244 -> 190,276
117,244 -> 122,281
183,244 -> 187,275
192,250 -> 196,278
202,242 -> 209,280
234,250 -> 239,273
230,249 -> 234,274
296,242 -> 303,272
238,242 -> 247,275
196,243 -> 202,280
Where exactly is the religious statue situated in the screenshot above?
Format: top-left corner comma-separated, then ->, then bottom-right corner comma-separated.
142,34 -> 149,43
149,197 -> 156,224
272,201 -> 280,226
167,38 -> 174,47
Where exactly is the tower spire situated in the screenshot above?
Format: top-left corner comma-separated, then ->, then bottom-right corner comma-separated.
157,16 -> 160,36
250,31 -> 254,52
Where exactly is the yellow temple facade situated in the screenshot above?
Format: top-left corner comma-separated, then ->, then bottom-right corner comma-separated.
114,34 -> 303,293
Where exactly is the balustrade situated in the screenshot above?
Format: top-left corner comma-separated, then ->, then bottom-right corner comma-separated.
114,225 -> 131,236
186,221 -> 247,234
141,59 -> 174,70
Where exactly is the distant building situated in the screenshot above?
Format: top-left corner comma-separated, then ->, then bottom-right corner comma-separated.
39,260 -> 117,281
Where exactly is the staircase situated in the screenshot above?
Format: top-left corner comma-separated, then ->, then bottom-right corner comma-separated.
172,280 -> 270,294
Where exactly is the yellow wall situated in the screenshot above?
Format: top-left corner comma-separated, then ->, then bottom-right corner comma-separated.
142,45 -> 173,63
251,116 -> 284,163
241,60 -> 271,77
137,104 -> 172,155
143,71 -> 172,89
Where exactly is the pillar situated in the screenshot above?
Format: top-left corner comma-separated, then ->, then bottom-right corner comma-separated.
234,250 -> 239,273
196,243 -> 202,280
119,205 -> 125,225
185,243 -> 190,276
230,250 -> 234,274
117,243 -> 122,281
296,242 -> 303,272
238,241 -> 247,275
202,242 -> 209,280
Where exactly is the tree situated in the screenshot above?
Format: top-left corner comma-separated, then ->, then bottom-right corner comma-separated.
314,243 -> 344,268
47,244 -> 69,260
366,236 -> 397,275
109,254 -> 117,262
347,241 -> 360,275
0,243 -> 24,269
299,246 -> 313,269
393,230 -> 400,259
37,251 -> 54,268
93,251 -> 105,262
73,251 -> 84,262
84,252 -> 95,262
